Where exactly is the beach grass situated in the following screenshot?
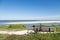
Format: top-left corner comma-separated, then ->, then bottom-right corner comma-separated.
0,24 -> 60,32
0,33 -> 60,40
0,24 -> 60,40
0,24 -> 28,31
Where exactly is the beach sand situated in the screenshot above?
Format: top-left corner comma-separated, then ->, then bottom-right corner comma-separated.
0,30 -> 34,35
0,30 -> 55,35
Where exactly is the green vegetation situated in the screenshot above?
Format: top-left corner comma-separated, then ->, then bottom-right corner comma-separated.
0,24 -> 60,32
0,33 -> 60,40
0,24 -> 60,40
56,26 -> 60,32
0,24 -> 28,31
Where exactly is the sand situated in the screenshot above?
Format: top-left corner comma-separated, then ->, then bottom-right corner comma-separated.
0,30 -> 55,35
0,30 -> 34,35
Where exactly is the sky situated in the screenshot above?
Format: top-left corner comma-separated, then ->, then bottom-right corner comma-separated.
0,0 -> 60,20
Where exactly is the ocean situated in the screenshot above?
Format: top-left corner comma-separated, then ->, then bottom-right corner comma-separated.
0,20 -> 39,23
0,20 -> 60,28
0,20 -> 40,28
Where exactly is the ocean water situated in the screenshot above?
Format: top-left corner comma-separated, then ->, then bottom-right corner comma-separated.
0,20 -> 39,23
0,20 -> 40,28
0,20 -> 60,28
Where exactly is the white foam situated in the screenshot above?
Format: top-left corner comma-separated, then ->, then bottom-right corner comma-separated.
2,21 -> 60,24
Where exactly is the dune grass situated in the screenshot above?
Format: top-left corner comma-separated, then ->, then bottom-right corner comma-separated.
0,24 -> 60,40
0,24 -> 60,32
0,24 -> 28,31
0,33 -> 60,40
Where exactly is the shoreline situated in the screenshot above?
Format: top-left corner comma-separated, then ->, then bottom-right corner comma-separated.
1,21 -> 60,24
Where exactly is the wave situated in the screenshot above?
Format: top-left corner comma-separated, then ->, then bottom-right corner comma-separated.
0,21 -> 60,24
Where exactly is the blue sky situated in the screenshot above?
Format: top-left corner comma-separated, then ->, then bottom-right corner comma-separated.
0,0 -> 60,20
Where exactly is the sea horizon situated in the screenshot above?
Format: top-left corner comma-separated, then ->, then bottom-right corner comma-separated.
0,20 -> 60,26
